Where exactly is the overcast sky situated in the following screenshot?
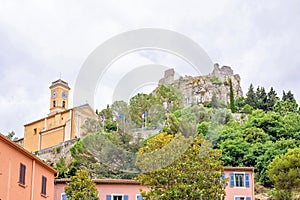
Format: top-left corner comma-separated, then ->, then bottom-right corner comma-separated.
1,0 -> 299,138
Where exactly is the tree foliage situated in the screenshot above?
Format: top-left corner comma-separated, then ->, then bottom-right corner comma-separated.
136,134 -> 226,199
267,148 -> 300,192
64,170 -> 99,200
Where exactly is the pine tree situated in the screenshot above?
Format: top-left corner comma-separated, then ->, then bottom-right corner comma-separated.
256,86 -> 268,111
246,84 -> 256,108
229,78 -> 236,112
266,87 -> 278,111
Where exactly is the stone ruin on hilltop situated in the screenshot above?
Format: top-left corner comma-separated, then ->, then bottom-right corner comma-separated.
158,63 -> 243,106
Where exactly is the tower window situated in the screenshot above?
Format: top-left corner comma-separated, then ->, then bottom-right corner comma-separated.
62,101 -> 65,108
53,100 -> 56,107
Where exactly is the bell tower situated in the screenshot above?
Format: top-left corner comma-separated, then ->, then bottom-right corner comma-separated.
49,79 -> 70,115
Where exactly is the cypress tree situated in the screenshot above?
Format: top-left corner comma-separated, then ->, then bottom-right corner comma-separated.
229,78 -> 236,113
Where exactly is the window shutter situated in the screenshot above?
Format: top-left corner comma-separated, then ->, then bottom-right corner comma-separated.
235,197 -> 240,200
245,173 -> 250,187
41,176 -> 47,195
106,195 -> 111,200
246,197 -> 251,200
230,173 -> 234,187
19,163 -> 26,185
124,195 -> 129,200
137,194 -> 143,200
221,173 -> 226,187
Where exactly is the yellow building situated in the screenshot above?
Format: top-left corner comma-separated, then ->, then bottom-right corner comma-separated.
23,79 -> 97,152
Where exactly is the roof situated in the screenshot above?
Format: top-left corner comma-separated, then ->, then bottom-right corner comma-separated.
224,166 -> 254,171
55,178 -> 140,185
49,79 -> 70,90
0,133 -> 57,174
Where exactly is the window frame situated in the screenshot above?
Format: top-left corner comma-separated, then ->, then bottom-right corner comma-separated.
234,173 -> 245,187
19,163 -> 26,186
234,196 -> 251,200
61,193 -> 69,200
230,172 -> 250,188
136,194 -> 143,200
106,194 -> 129,200
41,175 -> 47,196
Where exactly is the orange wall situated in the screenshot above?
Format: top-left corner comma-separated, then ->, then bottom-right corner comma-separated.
0,134 -> 56,200
24,119 -> 44,152
24,110 -> 72,152
41,128 -> 64,150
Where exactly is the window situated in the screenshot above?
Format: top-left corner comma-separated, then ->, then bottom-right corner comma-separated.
34,128 -> 37,134
41,176 -> 47,195
106,195 -> 129,200
230,173 -> 250,187
53,100 -> 56,107
136,194 -> 143,200
61,193 -> 69,200
235,197 -> 251,200
113,196 -> 122,200
235,173 -> 244,187
19,163 -> 26,185
62,101 -> 65,108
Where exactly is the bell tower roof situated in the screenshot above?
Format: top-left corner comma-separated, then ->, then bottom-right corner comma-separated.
49,79 -> 70,90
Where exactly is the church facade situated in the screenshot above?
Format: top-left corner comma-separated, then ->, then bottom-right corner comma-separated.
23,79 -> 97,152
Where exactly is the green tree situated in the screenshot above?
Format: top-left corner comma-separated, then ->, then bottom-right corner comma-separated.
229,78 -> 236,113
211,92 -> 218,109
267,148 -> 300,198
129,93 -> 155,127
64,170 -> 99,200
256,86 -> 268,111
235,96 -> 246,112
266,87 -> 279,111
154,84 -> 184,112
136,134 -> 226,199
246,84 -> 256,108
6,131 -> 18,141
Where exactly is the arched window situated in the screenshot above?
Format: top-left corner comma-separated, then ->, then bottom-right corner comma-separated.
53,100 -> 56,107
62,101 -> 65,108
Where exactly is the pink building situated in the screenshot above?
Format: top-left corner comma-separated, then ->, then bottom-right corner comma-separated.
54,179 -> 147,200
0,133 -> 57,200
224,167 -> 255,200
54,167 -> 254,200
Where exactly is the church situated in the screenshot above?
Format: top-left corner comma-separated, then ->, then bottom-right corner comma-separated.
23,79 -> 97,152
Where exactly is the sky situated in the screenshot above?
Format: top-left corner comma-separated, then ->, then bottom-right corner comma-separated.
0,0 -> 299,138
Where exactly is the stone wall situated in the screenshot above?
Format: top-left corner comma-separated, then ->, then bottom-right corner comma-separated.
36,138 -> 77,163
158,63 -> 243,105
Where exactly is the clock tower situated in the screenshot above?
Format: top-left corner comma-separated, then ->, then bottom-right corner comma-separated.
49,79 -> 70,115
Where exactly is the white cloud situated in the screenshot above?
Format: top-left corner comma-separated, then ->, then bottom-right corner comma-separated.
0,0 -> 300,138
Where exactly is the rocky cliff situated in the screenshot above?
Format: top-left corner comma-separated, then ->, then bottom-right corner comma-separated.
158,63 -> 243,106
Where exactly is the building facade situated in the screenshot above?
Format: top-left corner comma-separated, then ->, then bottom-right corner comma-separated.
54,179 -> 147,200
54,167 -> 255,200
224,167 -> 255,200
23,79 -> 97,152
0,133 -> 57,200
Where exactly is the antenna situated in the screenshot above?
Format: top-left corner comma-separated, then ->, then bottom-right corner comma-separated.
59,72 -> 62,79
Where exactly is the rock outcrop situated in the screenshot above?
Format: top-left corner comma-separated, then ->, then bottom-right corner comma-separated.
158,63 -> 243,106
